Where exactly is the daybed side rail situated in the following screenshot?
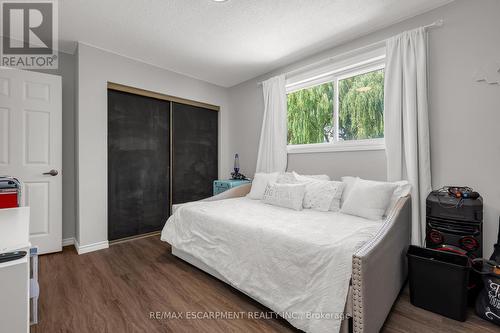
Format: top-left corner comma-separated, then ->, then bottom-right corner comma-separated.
172,183 -> 252,214
351,196 -> 411,333
202,183 -> 252,202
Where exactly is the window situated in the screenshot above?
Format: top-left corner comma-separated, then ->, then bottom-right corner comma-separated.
286,56 -> 385,153
287,82 -> 334,145
338,69 -> 384,141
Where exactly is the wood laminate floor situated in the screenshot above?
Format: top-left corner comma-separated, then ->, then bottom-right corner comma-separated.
31,236 -> 499,333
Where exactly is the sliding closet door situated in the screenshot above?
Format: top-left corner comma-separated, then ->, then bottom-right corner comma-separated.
108,90 -> 170,241
172,103 -> 218,204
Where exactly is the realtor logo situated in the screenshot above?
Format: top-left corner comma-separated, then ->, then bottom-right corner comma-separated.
1,0 -> 58,69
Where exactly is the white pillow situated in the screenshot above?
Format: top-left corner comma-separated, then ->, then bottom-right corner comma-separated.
385,181 -> 411,216
262,183 -> 306,211
302,181 -> 346,212
340,176 -> 359,205
247,172 -> 279,199
276,172 -> 297,184
293,171 -> 330,182
340,179 -> 397,220
341,176 -> 411,216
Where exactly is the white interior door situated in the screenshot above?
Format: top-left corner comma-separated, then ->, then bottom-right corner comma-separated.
0,67 -> 62,254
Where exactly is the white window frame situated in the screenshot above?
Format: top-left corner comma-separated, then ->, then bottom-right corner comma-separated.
286,49 -> 386,154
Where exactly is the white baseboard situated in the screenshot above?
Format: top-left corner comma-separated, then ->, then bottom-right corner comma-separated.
74,239 -> 109,255
62,237 -> 75,246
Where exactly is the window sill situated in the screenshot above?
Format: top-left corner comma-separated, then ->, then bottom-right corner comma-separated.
286,139 -> 385,154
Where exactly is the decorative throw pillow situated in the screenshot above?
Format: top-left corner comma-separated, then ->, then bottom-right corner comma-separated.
340,179 -> 397,220
262,183 -> 306,211
328,181 -> 347,212
293,171 -> 330,182
302,181 -> 346,212
276,172 -> 298,184
247,172 -> 279,199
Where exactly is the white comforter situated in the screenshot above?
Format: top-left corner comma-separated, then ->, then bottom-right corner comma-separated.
161,197 -> 382,333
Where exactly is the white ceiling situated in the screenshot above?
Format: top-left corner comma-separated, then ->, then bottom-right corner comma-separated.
60,0 -> 453,87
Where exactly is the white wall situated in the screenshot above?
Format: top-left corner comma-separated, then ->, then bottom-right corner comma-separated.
76,43 -> 230,248
228,0 -> 500,254
427,0 -> 500,255
288,151 -> 386,181
30,52 -> 76,241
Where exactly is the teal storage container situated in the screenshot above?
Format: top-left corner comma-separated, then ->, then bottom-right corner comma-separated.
213,179 -> 251,196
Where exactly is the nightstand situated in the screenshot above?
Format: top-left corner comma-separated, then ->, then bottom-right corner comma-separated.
213,179 -> 251,196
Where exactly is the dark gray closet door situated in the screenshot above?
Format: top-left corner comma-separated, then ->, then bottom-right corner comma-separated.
172,102 -> 218,204
108,90 -> 170,241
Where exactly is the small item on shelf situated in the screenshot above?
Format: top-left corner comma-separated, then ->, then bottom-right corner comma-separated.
230,153 -> 249,180
231,172 -> 248,180
233,153 -> 239,174
0,250 -> 27,263
0,177 -> 21,209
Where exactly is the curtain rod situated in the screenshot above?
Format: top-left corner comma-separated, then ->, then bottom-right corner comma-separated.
257,19 -> 444,86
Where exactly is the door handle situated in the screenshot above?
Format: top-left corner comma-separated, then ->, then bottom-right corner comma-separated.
43,169 -> 58,176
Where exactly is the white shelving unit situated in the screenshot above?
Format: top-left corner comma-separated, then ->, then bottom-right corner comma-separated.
0,207 -> 31,333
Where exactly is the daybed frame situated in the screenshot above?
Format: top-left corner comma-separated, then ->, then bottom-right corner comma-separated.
171,183 -> 411,333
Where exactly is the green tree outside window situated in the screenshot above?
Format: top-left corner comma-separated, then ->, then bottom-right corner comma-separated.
287,82 -> 333,145
339,70 -> 384,140
286,69 -> 384,145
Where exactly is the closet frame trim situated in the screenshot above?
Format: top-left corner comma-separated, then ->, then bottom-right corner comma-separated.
107,82 -> 220,111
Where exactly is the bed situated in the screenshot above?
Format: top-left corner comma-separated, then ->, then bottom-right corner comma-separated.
161,183 -> 410,333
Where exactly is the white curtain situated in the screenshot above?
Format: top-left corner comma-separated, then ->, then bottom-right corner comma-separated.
384,27 -> 432,245
255,74 -> 287,173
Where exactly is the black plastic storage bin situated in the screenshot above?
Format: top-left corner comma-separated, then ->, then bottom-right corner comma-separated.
407,245 -> 470,321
